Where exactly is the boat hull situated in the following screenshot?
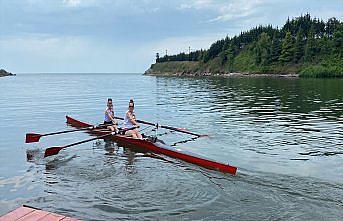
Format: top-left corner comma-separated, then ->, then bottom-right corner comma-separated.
66,116 -> 237,175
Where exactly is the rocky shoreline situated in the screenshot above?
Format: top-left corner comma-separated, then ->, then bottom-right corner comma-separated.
144,61 -> 299,78
144,70 -> 299,78
0,69 -> 15,77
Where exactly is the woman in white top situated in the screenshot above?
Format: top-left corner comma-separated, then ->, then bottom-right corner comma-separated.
123,99 -> 142,139
104,98 -> 118,132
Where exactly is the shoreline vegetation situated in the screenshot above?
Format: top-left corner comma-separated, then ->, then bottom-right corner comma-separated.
0,69 -> 15,77
145,14 -> 342,78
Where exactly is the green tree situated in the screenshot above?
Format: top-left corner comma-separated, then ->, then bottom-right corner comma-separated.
253,41 -> 261,64
226,43 -> 235,71
333,30 -> 343,57
203,51 -> 210,63
222,36 -> 230,51
220,51 -> 227,65
326,17 -> 340,38
156,53 -> 160,63
279,32 -> 294,63
294,28 -> 304,63
270,32 -> 281,62
304,26 -> 316,62
257,32 -> 271,65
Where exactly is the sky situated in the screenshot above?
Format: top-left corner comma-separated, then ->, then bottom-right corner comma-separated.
0,0 -> 342,73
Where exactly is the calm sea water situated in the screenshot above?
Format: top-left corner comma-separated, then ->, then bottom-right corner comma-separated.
0,73 -> 342,220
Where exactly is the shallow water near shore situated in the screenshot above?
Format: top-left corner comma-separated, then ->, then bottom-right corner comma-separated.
0,73 -> 342,220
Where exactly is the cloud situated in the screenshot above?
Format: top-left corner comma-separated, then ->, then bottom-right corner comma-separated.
0,33 -> 154,73
63,0 -> 82,7
1,0 -> 343,73
179,0 -> 265,23
211,0 -> 265,22
179,0 -> 213,10
0,34 -> 91,72
149,34 -> 225,55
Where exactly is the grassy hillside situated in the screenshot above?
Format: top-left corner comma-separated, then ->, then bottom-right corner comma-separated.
146,53 -> 342,77
145,53 -> 274,76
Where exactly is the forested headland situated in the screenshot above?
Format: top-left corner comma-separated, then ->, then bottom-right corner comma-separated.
146,14 -> 342,78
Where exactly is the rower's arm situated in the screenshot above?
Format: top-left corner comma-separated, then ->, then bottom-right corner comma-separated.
127,112 -> 139,126
106,110 -> 117,124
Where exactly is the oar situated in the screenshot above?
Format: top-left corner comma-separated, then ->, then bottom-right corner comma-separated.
44,127 -> 137,158
26,128 -> 91,143
113,116 -> 207,137
26,123 -> 112,143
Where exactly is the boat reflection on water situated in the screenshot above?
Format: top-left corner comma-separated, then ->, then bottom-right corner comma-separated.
102,137 -> 176,174
103,139 -> 116,155
102,138 -> 136,173
103,138 -> 149,174
25,135 -> 177,186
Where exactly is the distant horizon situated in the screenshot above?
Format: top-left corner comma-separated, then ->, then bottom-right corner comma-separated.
9,72 -> 144,75
1,0 -> 342,73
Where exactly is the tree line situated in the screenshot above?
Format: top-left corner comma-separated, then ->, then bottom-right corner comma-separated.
155,14 -> 342,69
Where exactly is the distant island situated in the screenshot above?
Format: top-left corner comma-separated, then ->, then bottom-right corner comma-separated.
0,69 -> 15,77
146,14 -> 343,78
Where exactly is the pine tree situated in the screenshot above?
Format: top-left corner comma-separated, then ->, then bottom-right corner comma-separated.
220,51 -> 227,65
253,41 -> 261,64
257,32 -> 271,65
326,17 -> 340,38
226,43 -> 235,72
304,26 -> 316,62
294,28 -> 304,63
333,30 -> 343,57
203,51 -> 210,63
222,36 -> 230,51
156,53 -> 160,63
271,32 -> 281,62
279,32 -> 294,63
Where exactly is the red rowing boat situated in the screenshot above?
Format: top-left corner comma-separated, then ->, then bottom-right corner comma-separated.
66,116 -> 237,175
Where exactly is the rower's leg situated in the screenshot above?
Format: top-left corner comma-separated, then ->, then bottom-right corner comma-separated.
107,126 -> 114,132
136,130 -> 143,139
114,125 -> 119,133
125,130 -> 137,138
131,132 -> 138,139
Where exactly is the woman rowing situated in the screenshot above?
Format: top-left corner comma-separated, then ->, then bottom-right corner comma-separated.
123,99 -> 142,139
104,98 -> 119,133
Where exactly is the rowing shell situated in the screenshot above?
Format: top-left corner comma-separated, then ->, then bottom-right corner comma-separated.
66,116 -> 237,175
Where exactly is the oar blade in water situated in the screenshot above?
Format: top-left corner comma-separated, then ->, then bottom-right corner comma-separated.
44,146 -> 63,158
